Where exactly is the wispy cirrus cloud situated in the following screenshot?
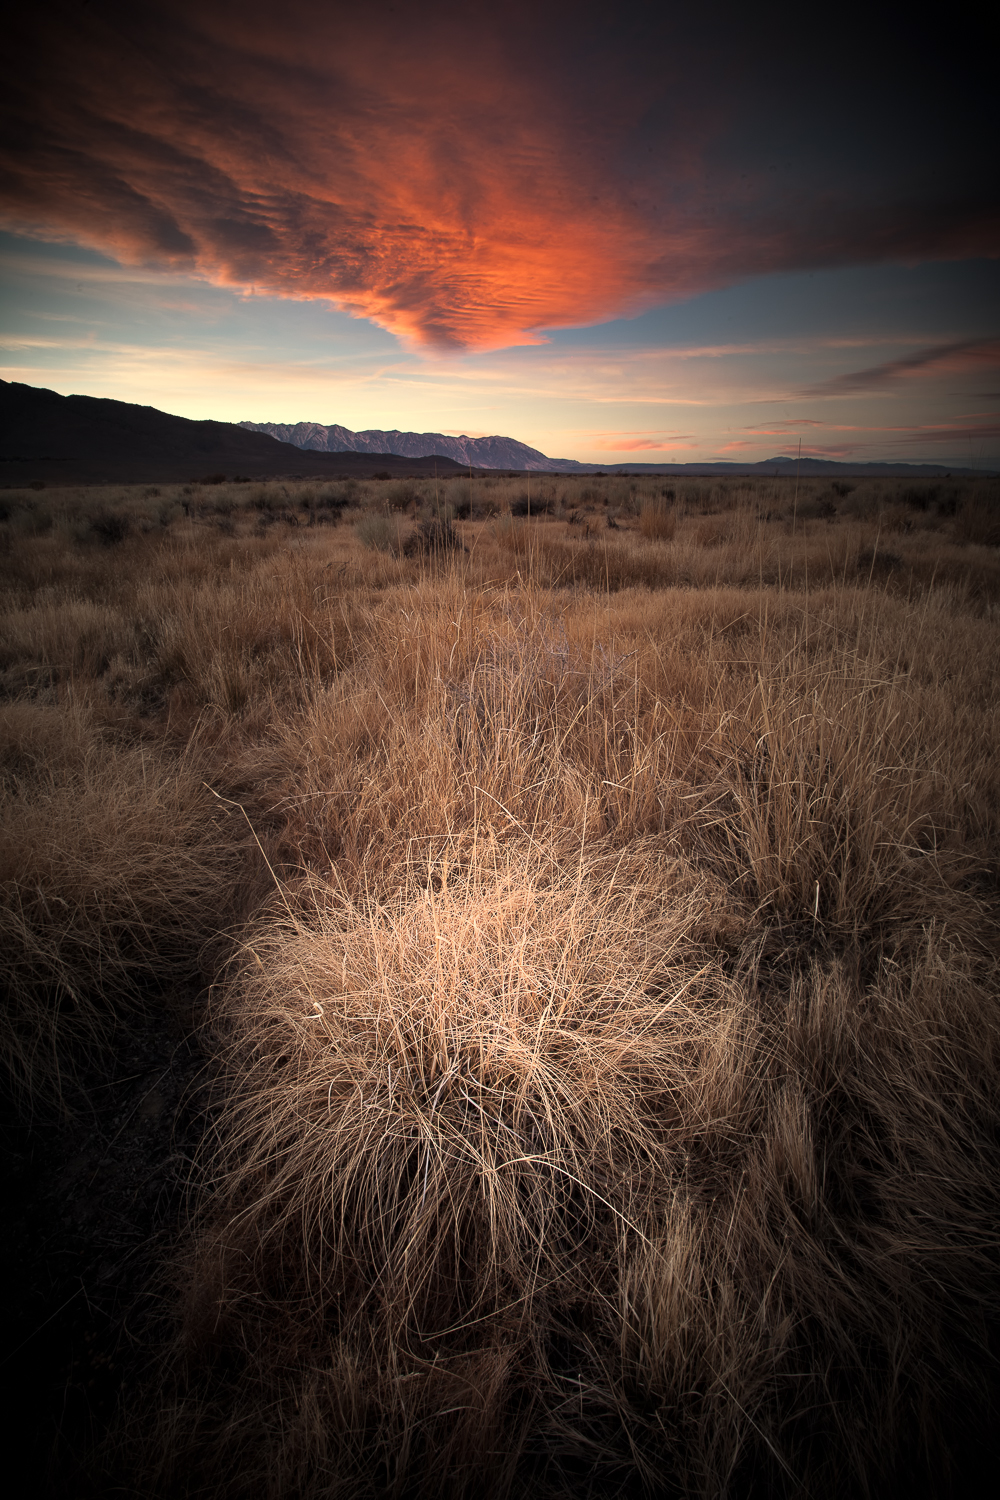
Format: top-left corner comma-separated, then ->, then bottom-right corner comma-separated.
802,337 -> 1000,398
2,3 -> 996,352
895,415 -> 1000,445
720,415 -> 1000,460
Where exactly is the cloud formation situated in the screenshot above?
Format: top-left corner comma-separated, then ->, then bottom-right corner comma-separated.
2,3 -> 997,350
803,339 -> 1000,398
721,413 -> 1000,459
590,437 -> 696,452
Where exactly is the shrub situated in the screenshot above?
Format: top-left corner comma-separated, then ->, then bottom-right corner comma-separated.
316,483 -> 348,510
249,484 -> 283,511
449,479 -> 473,518
954,490 -> 1000,547
403,516 -> 466,556
694,516 -> 727,547
639,498 -> 677,541
857,545 -> 904,577
386,480 -> 419,510
355,510 -> 403,553
15,505 -> 55,538
89,512 -> 131,546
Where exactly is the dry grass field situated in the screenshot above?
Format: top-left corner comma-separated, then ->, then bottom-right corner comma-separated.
2,471 -> 999,1497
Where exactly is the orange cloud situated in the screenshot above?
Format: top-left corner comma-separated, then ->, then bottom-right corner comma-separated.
3,4 -> 997,351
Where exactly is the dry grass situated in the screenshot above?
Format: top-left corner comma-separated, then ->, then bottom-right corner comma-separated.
639,496 -> 677,541
2,473 -> 999,1494
0,695 -> 245,1107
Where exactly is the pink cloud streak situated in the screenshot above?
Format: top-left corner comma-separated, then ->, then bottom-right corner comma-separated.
589,436 -> 697,451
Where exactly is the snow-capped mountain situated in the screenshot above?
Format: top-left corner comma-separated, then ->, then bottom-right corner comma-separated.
238,421 -> 577,471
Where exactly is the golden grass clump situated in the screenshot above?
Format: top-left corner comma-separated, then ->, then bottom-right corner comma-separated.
159,843 -> 719,1492
638,497 -> 677,541
142,832 -> 1000,1497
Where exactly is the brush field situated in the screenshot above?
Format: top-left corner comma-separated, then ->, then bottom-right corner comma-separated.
2,471 -> 999,1497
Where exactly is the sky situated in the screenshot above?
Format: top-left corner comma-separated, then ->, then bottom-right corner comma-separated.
1,1 -> 998,467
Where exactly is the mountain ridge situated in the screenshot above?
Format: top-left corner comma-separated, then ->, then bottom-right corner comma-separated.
0,381 -> 469,484
0,382 -> 990,483
238,420 -> 577,471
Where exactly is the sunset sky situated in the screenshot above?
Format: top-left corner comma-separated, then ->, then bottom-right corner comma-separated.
2,2 -> 997,466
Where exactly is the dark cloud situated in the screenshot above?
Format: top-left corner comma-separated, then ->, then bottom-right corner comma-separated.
2,2 -> 997,349
803,338 -> 1000,398
898,419 -> 1000,445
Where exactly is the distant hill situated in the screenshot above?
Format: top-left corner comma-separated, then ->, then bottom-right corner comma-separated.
585,456 -> 991,477
239,420 -> 579,472
0,382 -> 469,485
669,456 -> 988,478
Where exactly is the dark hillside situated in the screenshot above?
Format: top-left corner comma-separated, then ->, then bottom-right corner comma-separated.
0,381 -> 468,485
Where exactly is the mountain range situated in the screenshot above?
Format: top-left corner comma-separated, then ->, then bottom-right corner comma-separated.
240,418 -> 985,478
238,421 -> 573,471
0,382 -> 468,485
0,381 -> 988,485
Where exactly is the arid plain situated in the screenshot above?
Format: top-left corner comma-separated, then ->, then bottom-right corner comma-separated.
2,472 -> 999,1497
